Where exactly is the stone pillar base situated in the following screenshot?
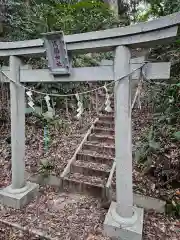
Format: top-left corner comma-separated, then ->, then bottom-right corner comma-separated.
0,182 -> 39,209
104,202 -> 144,240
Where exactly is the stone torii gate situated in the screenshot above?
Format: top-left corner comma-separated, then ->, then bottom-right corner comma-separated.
0,12 -> 180,240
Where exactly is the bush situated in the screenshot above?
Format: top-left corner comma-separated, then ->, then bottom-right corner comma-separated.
5,0 -> 120,40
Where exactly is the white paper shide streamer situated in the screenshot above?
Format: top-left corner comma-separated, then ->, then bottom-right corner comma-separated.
75,93 -> 83,119
26,90 -> 35,110
104,85 -> 112,112
44,94 -> 54,119
131,75 -> 143,110
44,95 -> 51,110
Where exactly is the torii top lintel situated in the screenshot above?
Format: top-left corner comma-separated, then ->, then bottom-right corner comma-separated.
0,12 -> 180,57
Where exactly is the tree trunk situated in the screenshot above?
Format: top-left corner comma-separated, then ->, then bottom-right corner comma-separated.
0,0 -> 6,39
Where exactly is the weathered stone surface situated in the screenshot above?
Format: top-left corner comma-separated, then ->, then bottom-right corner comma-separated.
104,202 -> 144,240
0,182 -> 39,209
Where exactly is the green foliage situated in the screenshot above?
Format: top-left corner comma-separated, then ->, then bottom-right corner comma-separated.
5,0 -> 119,40
166,199 -> 180,217
173,131 -> 180,141
39,158 -> 54,178
152,83 -> 180,125
137,0 -> 180,22
136,77 -> 180,183
4,1 -> 119,99
32,109 -> 68,129
135,126 -> 161,164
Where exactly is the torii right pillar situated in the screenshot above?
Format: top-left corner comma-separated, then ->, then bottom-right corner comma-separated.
104,45 -> 144,240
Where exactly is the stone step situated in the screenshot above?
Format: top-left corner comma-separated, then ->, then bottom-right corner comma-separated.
62,173 -> 106,198
82,142 -> 115,156
68,172 -> 107,186
95,120 -> 115,129
76,151 -> 114,166
88,134 -> 114,144
98,115 -> 114,122
71,162 -> 110,177
93,127 -> 114,135
100,109 -> 115,116
75,158 -> 111,171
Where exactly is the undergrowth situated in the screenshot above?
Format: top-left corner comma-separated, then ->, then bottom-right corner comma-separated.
135,79 -> 180,216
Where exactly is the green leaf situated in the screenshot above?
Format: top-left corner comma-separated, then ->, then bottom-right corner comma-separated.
172,200 -> 177,207
25,106 -> 42,115
173,131 -> 180,141
25,107 -> 33,114
142,156 -> 153,174
135,150 -> 142,163
43,109 -> 54,120
135,145 -> 148,163
149,140 -> 161,150
147,126 -> 154,141
175,39 -> 180,44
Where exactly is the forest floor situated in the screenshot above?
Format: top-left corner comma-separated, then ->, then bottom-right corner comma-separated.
0,186 -> 180,240
0,111 -> 95,188
0,105 -> 180,239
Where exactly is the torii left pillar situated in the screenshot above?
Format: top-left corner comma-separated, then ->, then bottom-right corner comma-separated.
0,56 -> 38,209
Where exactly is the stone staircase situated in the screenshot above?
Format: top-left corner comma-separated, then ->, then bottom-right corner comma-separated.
61,108 -> 116,200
